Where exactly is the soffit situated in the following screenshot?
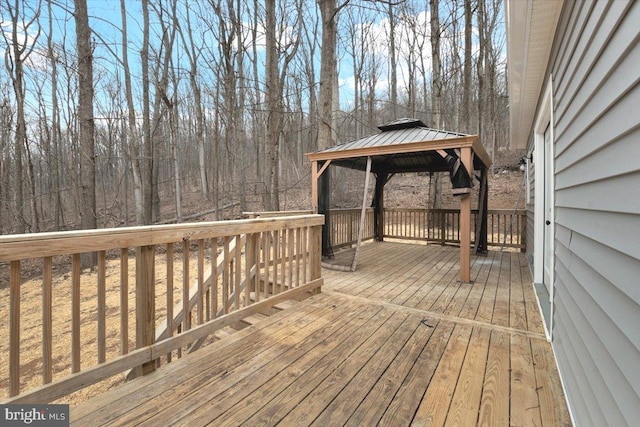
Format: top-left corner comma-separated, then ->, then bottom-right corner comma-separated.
506,0 -> 563,149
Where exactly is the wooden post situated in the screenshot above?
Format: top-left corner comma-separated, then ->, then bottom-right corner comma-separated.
311,160 -> 332,214
311,160 -> 318,213
373,172 -> 388,241
310,224 -> 322,295
474,167 -> 489,254
317,161 -> 332,258
136,245 -> 156,375
460,147 -> 473,282
248,232 -> 259,300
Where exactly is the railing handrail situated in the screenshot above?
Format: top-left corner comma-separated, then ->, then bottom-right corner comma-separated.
244,210 -> 313,218
0,215 -> 323,261
384,207 -> 526,214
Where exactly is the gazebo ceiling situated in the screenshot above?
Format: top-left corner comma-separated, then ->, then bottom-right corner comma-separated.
306,118 -> 492,174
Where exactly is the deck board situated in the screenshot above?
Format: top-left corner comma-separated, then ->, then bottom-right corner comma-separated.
71,241 -> 570,426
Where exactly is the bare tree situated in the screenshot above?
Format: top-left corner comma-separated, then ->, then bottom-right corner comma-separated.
387,1 -> 398,119
47,0 -> 64,229
73,0 -> 97,236
2,0 -> 41,232
463,0 -> 473,133
430,0 -> 443,208
178,4 -> 208,198
120,0 -> 145,224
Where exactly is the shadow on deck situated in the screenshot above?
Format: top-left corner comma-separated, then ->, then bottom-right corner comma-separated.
71,241 -> 571,426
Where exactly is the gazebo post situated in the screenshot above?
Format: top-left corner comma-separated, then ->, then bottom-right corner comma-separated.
459,147 -> 473,283
313,160 -> 333,258
373,172 -> 388,241
474,167 -> 489,253
311,161 -> 318,213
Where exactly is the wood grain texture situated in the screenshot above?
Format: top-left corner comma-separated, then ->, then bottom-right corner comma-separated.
510,333 -> 543,426
54,243 -> 567,426
478,330 -> 510,426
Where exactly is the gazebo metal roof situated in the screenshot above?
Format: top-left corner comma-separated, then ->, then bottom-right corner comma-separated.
307,118 -> 492,174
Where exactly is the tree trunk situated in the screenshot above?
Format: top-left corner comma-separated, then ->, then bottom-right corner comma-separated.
463,0 -> 473,133
181,6 -> 208,198
265,0 -> 281,210
74,0 -> 97,267
430,0 -> 443,209
120,0 -> 144,225
388,2 -> 398,119
3,1 -> 40,233
141,0 -> 153,225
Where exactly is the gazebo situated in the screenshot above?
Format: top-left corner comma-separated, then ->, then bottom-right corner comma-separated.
306,118 -> 492,283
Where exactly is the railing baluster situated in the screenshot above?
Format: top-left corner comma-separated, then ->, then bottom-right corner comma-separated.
72,254 -> 81,373
10,260 -> 21,396
97,251 -> 106,364
166,243 -> 174,362
198,240 -> 205,325
211,239 -> 218,318
182,241 -> 190,332
288,229 -> 294,289
43,257 -> 53,384
205,245 -> 211,322
252,232 -> 260,300
273,230 -> 279,294
245,234 -> 251,306
223,236 -> 230,314
235,234 -> 241,309
264,232 -> 271,298
302,227 -> 308,284
280,230 -> 287,293
295,227 -> 301,288
120,248 -> 129,355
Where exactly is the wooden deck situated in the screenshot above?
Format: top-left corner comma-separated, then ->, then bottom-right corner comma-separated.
71,242 -> 571,426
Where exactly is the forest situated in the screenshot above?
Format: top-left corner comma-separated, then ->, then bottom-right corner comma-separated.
0,0 -> 507,235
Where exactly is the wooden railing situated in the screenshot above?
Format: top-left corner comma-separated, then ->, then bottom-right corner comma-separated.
247,209 -> 376,251
383,208 -> 526,249
0,215 -> 323,403
328,208 -> 375,249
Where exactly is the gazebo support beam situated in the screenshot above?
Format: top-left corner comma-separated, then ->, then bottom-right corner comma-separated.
459,147 -> 473,283
373,172 -> 389,241
474,167 -> 489,254
312,160 -> 334,258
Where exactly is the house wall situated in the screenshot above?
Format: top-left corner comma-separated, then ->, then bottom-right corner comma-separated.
529,1 -> 640,425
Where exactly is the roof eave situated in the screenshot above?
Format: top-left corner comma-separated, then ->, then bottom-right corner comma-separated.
506,0 -> 563,150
